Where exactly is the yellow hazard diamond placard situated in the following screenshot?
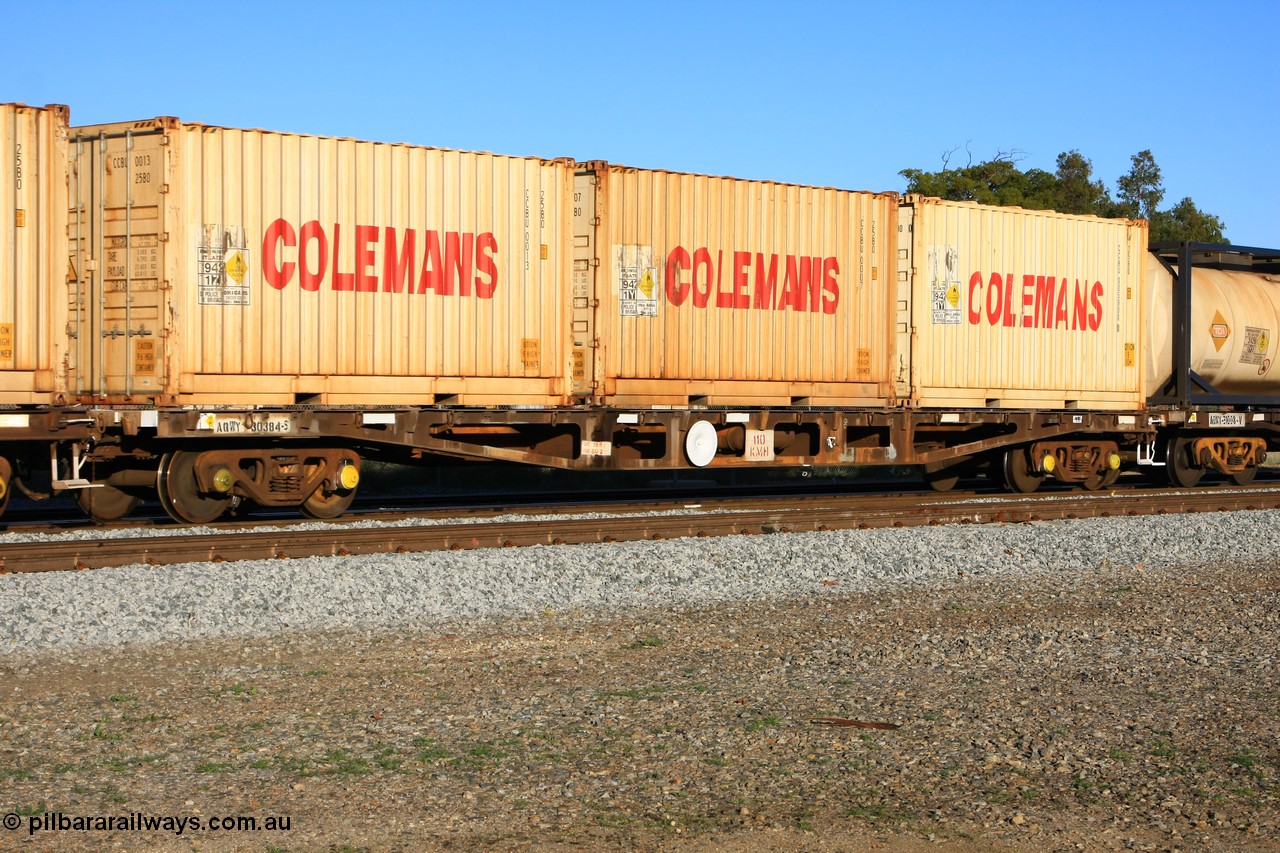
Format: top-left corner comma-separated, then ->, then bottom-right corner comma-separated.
638,269 -> 656,299
616,245 -> 658,317
927,247 -> 961,325
225,251 -> 247,285
197,240 -> 251,306
1209,310 -> 1231,352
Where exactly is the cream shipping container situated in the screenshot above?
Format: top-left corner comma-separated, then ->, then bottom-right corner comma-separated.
901,195 -> 1148,411
0,110 -> 1275,526
67,116 -> 573,406
576,163 -> 898,407
1,102 -> 69,402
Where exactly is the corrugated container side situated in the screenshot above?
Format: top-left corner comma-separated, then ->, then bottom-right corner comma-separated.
0,103 -> 68,400
907,196 -> 1146,409
595,165 -> 897,406
68,118 -> 572,405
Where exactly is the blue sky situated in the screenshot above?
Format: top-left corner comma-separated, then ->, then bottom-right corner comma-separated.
8,0 -> 1276,246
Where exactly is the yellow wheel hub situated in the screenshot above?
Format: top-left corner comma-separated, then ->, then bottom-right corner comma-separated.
211,467 -> 235,493
338,463 -> 360,491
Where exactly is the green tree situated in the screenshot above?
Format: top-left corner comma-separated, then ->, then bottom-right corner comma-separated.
900,146 -> 1228,244
1150,197 -> 1226,244
1113,149 -> 1164,221
900,148 -> 1056,209
1053,150 -> 1111,215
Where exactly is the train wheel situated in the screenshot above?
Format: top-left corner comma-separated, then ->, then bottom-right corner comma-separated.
1165,437 -> 1203,488
0,457 -> 11,519
1001,448 -> 1043,493
1081,469 -> 1121,491
923,460 -> 962,492
1082,457 -> 1122,491
1230,466 -> 1258,486
75,482 -> 141,522
157,452 -> 231,524
299,485 -> 356,520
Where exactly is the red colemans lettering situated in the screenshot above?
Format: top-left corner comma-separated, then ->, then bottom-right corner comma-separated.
262,218 -> 499,298
665,246 -> 839,314
966,272 -> 1103,331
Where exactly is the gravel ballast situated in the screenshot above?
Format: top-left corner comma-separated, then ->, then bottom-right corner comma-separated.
1,511 -> 1277,852
2,510 -> 1278,653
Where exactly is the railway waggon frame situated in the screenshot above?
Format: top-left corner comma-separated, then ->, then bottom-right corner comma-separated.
6,311 -> 1279,525
2,104 -> 1279,523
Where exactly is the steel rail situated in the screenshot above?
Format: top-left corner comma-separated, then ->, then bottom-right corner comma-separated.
4,484 -> 1280,574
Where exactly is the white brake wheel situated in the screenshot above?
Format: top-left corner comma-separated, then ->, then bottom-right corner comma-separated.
684,420 -> 718,468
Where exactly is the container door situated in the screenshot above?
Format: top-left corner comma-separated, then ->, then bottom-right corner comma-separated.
894,204 -> 915,400
68,128 -> 167,399
570,170 -> 600,399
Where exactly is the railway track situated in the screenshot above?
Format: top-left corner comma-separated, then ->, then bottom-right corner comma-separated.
4,481 -> 1280,574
